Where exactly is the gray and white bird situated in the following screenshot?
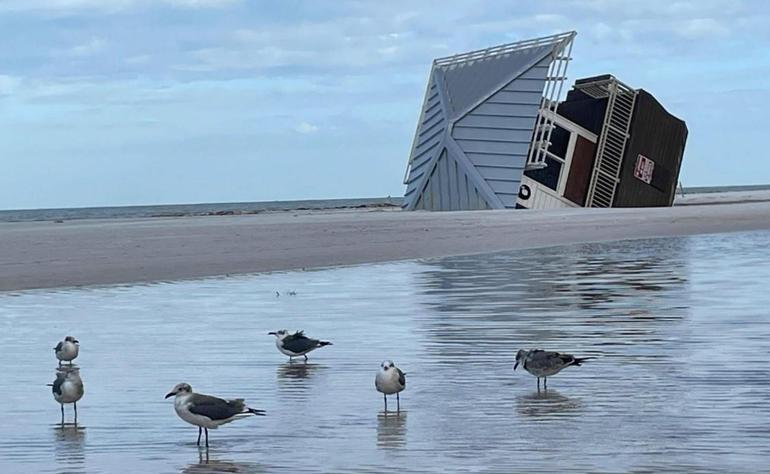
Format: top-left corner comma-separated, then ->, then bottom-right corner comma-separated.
268,330 -> 332,361
54,336 -> 79,366
49,367 -> 84,424
375,360 -> 406,412
514,349 -> 593,389
165,383 -> 266,448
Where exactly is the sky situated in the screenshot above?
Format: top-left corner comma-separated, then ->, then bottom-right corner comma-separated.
1,0 -> 769,209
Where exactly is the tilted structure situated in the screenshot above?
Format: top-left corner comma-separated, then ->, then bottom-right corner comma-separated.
402,32 -> 688,211
402,32 -> 576,210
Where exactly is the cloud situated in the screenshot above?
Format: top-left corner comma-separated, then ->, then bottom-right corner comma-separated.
678,18 -> 730,39
0,0 -> 238,13
294,121 -> 319,134
0,75 -> 22,96
125,55 -> 151,65
163,0 -> 238,7
68,37 -> 107,57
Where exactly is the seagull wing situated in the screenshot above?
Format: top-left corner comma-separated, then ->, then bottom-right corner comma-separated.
396,368 -> 406,388
534,351 -> 577,370
51,374 -> 64,395
282,332 -> 319,353
54,341 -> 63,352
188,394 -> 247,421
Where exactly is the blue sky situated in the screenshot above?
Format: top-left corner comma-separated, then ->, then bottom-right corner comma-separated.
1,0 -> 768,209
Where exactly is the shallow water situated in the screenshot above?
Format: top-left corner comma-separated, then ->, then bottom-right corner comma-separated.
2,231 -> 770,473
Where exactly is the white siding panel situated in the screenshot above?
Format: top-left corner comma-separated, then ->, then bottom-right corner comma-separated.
455,139 -> 530,155
473,102 -> 539,117
476,165 -> 524,181
486,179 -> 519,195
487,90 -> 544,105
452,127 -> 533,142
499,193 -> 519,208
517,63 -> 550,80
404,38 -> 563,211
457,114 -> 538,130
465,153 -> 526,168
512,78 -> 550,92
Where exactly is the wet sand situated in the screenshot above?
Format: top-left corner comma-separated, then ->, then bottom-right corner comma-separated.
1,197 -> 770,291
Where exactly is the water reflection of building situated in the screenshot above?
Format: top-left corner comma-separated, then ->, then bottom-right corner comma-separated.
413,237 -> 691,350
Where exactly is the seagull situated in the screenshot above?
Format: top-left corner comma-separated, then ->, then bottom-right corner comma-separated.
165,383 -> 265,448
268,330 -> 332,361
514,349 -> 593,389
49,367 -> 84,424
54,336 -> 79,366
375,360 -> 406,412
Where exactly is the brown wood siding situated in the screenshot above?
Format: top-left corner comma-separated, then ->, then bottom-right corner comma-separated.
564,136 -> 596,206
613,90 -> 688,207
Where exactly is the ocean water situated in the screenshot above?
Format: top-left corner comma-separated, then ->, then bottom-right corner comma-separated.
1,231 -> 769,473
0,197 -> 402,223
1,184 -> 767,223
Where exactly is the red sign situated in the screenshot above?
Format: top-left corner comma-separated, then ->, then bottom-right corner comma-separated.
634,154 -> 655,184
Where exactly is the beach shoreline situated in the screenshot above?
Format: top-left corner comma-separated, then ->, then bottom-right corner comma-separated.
1,190 -> 770,292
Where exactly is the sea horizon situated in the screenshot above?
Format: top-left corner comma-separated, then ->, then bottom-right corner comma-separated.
0,196 -> 404,223
2,184 -> 770,223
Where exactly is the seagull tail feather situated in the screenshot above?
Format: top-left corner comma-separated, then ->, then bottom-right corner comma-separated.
572,357 -> 596,366
247,408 -> 266,416
318,341 -> 332,347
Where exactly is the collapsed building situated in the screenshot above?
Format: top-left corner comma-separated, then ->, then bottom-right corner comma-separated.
402,32 -> 688,211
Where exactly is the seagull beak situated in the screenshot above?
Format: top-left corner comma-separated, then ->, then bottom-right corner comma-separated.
164,392 -> 175,399
73,340 -> 79,344
513,361 -> 519,371
268,332 -> 276,336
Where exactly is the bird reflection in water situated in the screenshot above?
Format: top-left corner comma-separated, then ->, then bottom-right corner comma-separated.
516,389 -> 580,418
377,411 -> 407,450
53,424 -> 86,468
277,362 -> 323,381
180,450 -> 265,473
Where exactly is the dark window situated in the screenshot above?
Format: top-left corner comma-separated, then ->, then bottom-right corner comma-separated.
548,125 -> 570,158
530,124 -> 570,159
524,156 -> 562,190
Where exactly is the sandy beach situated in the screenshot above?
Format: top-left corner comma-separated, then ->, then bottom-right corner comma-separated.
1,191 -> 769,292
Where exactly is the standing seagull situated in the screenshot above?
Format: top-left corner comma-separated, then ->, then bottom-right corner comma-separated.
49,367 -> 84,425
514,349 -> 593,389
165,383 -> 265,448
54,336 -> 79,366
375,360 -> 406,412
268,330 -> 332,361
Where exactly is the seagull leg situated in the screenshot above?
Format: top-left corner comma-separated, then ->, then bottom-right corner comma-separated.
205,428 -> 209,448
384,394 -> 388,412
74,402 -> 78,425
537,378 -> 540,391
396,393 -> 400,412
197,427 -> 202,446
60,404 -> 64,425
304,354 -> 308,362
544,377 -> 547,390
